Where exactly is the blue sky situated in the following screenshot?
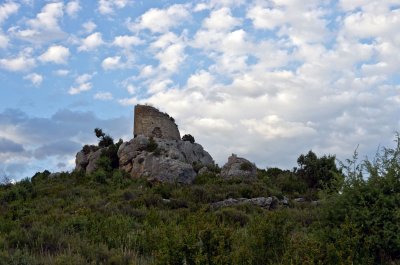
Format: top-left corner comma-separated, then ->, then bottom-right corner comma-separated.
1,0 -> 400,180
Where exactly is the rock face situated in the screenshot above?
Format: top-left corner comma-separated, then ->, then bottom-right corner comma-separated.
118,135 -> 214,184
220,154 -> 257,179
210,197 -> 280,210
75,147 -> 104,174
134,105 -> 180,140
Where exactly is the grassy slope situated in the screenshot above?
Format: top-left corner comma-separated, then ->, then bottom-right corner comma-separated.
1,140 -> 400,264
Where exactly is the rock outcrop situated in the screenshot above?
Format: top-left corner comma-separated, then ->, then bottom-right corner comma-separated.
118,135 -> 214,183
220,154 -> 257,179
210,197 -> 281,210
75,147 -> 104,174
134,104 -> 180,140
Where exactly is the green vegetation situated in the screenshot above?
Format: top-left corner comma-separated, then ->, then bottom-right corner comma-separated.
1,135 -> 400,264
240,162 -> 253,171
182,134 -> 195,144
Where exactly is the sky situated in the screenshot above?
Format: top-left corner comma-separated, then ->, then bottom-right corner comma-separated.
0,0 -> 400,180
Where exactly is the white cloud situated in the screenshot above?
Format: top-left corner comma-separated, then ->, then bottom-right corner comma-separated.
68,73 -> 95,95
203,7 -> 240,31
113,35 -> 142,49
0,55 -> 35,72
23,73 -> 43,86
66,0 -> 81,17
102,56 -> 122,70
148,79 -> 173,93
246,2 -> 329,44
247,5 -> 285,30
150,32 -> 180,49
129,4 -> 190,33
187,70 -> 216,90
118,96 -> 138,106
0,2 -> 19,24
0,33 -> 9,48
68,83 -> 92,95
11,2 -> 65,43
82,21 -> 97,33
28,3 -> 63,31
78,32 -> 104,51
54,69 -> 69,76
194,0 -> 245,11
156,43 -> 186,73
76,73 -> 93,84
343,9 -> 400,39
242,115 -> 317,140
98,0 -> 130,14
39,45 -> 70,64
94,92 -> 113,100
339,0 -> 399,12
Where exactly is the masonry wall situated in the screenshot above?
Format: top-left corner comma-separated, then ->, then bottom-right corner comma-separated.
134,105 -> 180,140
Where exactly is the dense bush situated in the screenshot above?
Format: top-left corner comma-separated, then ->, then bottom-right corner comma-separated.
296,150 -> 343,191
182,134 -> 195,144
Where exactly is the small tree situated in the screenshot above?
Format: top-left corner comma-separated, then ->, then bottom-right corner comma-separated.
296,150 -> 342,191
94,128 -> 114,148
182,134 -> 195,144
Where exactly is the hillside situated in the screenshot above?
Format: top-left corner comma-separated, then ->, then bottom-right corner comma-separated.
0,134 -> 400,264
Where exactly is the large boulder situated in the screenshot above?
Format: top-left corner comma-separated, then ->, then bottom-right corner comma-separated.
118,135 -> 214,184
220,154 -> 257,179
75,146 -> 104,174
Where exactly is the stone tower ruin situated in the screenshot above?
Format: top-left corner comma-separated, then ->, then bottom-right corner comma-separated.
134,104 -> 180,140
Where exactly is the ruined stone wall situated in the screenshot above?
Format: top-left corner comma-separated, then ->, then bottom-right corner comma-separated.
134,105 -> 180,140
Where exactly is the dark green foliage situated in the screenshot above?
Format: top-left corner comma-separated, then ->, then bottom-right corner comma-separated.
82,144 -> 98,155
94,128 -> 105,138
182,134 -> 195,143
146,136 -> 158,152
194,172 -> 219,185
94,127 -> 114,148
1,135 -> 400,264
239,162 -> 253,171
99,138 -> 123,170
296,150 -> 343,191
319,135 -> 400,263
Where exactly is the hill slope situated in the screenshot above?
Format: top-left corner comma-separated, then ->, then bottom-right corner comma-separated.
1,137 -> 400,264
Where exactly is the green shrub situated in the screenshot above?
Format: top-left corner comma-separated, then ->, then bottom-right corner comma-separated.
146,137 -> 158,152
193,173 -> 219,185
182,134 -> 195,143
240,162 -> 253,171
92,169 -> 107,184
215,208 -> 249,227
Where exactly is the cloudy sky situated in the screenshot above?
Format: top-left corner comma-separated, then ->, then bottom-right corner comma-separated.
1,0 -> 399,180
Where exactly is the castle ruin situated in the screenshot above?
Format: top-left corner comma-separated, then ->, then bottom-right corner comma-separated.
134,104 -> 180,140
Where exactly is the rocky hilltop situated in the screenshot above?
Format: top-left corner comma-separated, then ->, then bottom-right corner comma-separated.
75,104 -> 256,183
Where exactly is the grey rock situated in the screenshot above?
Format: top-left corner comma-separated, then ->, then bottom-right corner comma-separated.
75,150 -> 89,172
48,172 -> 61,179
177,141 -> 214,166
281,196 -> 289,205
294,197 -> 306,203
311,200 -> 320,206
210,197 -> 278,210
210,198 -> 239,209
248,197 -> 273,207
198,166 -> 209,175
131,154 -> 196,184
86,149 -> 103,173
74,147 -> 104,174
118,136 -> 214,184
220,154 -> 257,179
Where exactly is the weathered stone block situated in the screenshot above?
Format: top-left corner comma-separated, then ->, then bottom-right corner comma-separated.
134,105 -> 180,140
